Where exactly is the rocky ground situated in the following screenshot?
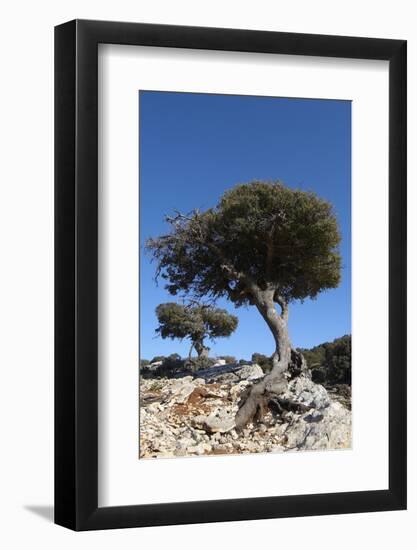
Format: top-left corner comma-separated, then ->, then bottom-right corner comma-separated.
139,363 -> 351,459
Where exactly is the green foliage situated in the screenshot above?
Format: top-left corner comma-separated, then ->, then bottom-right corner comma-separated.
300,334 -> 351,385
299,347 -> 326,370
146,181 -> 341,307
184,356 -> 217,372
159,353 -> 183,372
155,302 -> 238,352
140,353 -> 217,379
140,354 -> 184,378
140,359 -> 150,368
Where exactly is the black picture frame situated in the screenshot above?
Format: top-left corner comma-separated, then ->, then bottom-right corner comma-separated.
55,19 -> 407,531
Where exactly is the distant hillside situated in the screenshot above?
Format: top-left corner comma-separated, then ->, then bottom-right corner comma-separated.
298,334 -> 351,386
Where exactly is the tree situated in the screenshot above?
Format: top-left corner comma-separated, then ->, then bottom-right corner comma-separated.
300,335 -> 351,386
155,302 -> 238,359
147,181 -> 341,427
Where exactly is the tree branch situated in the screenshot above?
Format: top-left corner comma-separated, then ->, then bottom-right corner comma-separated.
275,294 -> 289,321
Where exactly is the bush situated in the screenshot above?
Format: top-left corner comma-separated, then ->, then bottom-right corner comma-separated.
141,354 -> 185,379
150,355 -> 165,364
301,335 -> 351,386
184,356 -> 216,372
161,353 -> 183,371
140,359 -> 150,368
311,367 -> 327,384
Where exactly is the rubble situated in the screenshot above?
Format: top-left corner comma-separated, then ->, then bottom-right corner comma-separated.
139,365 -> 351,459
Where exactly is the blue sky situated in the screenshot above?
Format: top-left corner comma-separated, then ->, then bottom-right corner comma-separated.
139,91 -> 351,360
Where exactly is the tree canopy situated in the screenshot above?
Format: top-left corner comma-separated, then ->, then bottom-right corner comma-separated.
147,181 -> 341,307
155,302 -> 238,357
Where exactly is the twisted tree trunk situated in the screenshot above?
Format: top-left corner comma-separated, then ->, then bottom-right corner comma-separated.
188,342 -> 194,360
235,289 -> 300,430
194,339 -> 210,358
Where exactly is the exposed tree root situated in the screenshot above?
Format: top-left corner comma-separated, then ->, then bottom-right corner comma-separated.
268,396 -> 310,416
235,349 -> 310,430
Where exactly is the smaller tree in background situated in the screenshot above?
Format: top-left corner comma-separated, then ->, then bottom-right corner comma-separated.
155,302 -> 238,359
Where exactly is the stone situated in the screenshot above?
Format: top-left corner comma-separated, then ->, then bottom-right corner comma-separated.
270,444 -> 286,452
283,402 -> 351,450
139,370 -> 351,459
230,380 -> 249,399
211,372 -> 239,383
191,408 -> 235,433
235,364 -> 264,381
285,375 -> 330,409
190,442 -> 212,455
170,381 -> 197,404
191,362 -> 263,383
176,437 -> 195,451
304,411 -> 324,423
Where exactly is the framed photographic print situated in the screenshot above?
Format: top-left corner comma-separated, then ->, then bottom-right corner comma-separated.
55,20 -> 407,530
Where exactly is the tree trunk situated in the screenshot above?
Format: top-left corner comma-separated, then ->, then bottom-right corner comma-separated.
188,342 -> 194,360
255,289 -> 291,374
235,289 -> 294,430
194,339 -> 210,358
